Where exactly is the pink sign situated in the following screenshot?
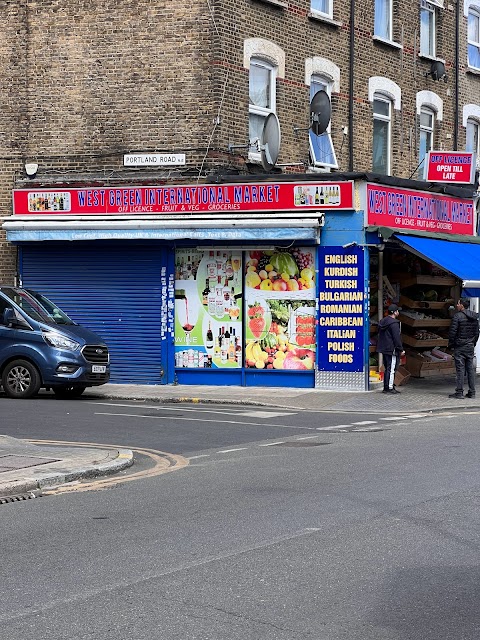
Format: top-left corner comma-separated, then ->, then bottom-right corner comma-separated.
426,151 -> 476,184
367,183 -> 474,236
12,182 -> 354,216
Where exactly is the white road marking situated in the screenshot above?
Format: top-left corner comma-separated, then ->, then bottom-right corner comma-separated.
259,442 -> 285,447
295,435 -> 320,440
217,448 -> 249,453
379,416 -> 409,421
91,402 -> 295,419
187,454 -> 211,460
405,413 -> 430,418
237,410 -> 296,418
316,425 -> 352,430
94,412 -> 315,430
351,420 -> 378,425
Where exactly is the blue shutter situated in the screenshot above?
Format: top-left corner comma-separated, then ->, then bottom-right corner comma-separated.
19,243 -> 168,385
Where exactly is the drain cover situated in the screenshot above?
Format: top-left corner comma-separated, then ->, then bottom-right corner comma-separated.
279,442 -> 332,447
0,455 -> 60,473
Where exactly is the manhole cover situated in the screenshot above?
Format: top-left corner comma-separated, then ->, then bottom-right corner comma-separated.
0,455 -> 60,473
279,442 -> 332,447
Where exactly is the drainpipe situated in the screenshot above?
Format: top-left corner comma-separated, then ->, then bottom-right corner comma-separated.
348,0 -> 355,171
454,0 -> 460,150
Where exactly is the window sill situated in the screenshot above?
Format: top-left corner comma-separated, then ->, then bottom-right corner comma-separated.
372,35 -> 403,50
466,66 -> 480,76
308,12 -> 343,27
418,53 -> 445,63
307,165 -> 337,173
250,0 -> 288,8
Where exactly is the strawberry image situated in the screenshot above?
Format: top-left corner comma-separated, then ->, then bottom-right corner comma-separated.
248,315 -> 266,338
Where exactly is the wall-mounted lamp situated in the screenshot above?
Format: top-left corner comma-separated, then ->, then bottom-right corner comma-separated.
342,242 -> 385,250
425,60 -> 448,83
24,163 -> 38,179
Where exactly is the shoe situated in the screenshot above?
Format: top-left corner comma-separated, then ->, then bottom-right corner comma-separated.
383,388 -> 401,394
448,393 -> 465,399
466,392 -> 476,398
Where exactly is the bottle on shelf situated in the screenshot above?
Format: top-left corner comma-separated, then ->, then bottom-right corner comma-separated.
205,322 -> 214,357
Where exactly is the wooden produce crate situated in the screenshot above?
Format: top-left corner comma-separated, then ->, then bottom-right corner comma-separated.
399,314 -> 451,328
399,295 -> 453,310
406,353 -> 455,378
403,334 -> 449,348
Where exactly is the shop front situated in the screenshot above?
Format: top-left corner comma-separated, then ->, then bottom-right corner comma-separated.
5,179 -> 354,388
6,175 -> 476,390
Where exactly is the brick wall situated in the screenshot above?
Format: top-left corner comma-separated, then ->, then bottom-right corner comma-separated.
0,0 -> 477,280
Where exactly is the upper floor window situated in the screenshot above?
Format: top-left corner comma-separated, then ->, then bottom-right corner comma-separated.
309,77 -> 338,169
374,0 -> 392,40
420,0 -> 436,57
372,95 -> 392,174
249,59 -> 276,152
466,118 -> 480,155
311,0 -> 333,18
468,8 -> 480,69
418,106 -> 435,179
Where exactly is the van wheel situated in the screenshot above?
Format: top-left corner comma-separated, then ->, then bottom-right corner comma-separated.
52,385 -> 87,399
2,360 -> 42,399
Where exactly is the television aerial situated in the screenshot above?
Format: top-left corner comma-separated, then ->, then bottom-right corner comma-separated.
293,89 -> 331,137
228,112 -> 281,171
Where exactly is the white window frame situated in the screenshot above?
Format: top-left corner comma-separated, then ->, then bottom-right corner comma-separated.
310,0 -> 333,20
419,106 -> 435,180
372,94 -> 392,175
468,7 -> 480,69
466,118 -> 480,157
374,0 -> 393,40
248,58 -> 277,162
308,76 -> 338,170
420,0 -> 436,57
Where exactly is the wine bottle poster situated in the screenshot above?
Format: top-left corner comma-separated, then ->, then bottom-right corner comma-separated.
174,249 -> 243,369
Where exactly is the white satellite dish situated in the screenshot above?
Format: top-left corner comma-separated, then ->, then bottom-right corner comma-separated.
260,113 -> 281,171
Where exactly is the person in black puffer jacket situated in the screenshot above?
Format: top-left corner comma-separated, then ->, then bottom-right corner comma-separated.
448,298 -> 480,399
377,304 -> 405,394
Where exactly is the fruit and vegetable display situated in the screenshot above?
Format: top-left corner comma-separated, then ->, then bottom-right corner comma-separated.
245,248 -> 315,292
245,299 -> 316,370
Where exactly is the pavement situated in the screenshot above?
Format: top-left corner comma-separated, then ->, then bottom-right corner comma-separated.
0,373 -> 477,500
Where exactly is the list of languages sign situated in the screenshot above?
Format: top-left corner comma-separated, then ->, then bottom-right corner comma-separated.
317,246 -> 365,372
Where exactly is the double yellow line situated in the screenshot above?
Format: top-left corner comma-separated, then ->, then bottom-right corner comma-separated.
28,440 -> 189,494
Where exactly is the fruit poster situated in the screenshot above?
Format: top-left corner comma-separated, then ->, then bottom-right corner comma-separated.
174,249 -> 242,369
244,248 -> 317,371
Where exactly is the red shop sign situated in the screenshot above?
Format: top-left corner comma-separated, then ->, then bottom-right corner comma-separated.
426,151 -> 476,184
366,183 -> 474,236
12,181 -> 354,216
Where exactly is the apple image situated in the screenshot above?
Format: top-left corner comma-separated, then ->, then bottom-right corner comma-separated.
283,348 -> 315,370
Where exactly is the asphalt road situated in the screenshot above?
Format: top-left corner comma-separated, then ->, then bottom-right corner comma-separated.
1,398 -> 480,639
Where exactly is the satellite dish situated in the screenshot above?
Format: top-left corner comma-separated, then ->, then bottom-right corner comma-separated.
430,60 -> 446,81
260,112 -> 281,171
310,90 -> 331,136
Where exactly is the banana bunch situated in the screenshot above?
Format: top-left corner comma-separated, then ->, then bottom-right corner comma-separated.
245,342 -> 268,362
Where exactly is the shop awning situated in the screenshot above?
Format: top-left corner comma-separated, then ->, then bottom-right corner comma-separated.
2,216 -> 322,243
394,233 -> 480,297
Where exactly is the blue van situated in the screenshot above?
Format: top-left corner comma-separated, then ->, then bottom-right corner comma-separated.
0,286 -> 110,399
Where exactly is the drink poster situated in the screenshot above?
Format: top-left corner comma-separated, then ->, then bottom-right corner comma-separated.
244,248 -> 316,371
174,249 -> 243,368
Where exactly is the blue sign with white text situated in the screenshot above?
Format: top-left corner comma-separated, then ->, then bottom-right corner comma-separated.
317,246 -> 365,372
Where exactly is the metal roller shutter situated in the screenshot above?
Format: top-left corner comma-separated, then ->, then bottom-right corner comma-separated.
20,243 -> 167,385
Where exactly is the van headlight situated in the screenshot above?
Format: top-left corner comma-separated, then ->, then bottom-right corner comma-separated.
43,332 -> 80,351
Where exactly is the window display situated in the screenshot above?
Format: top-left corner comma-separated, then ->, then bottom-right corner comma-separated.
175,250 -> 243,368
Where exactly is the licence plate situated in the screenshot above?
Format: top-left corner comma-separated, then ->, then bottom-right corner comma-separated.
92,365 -> 106,373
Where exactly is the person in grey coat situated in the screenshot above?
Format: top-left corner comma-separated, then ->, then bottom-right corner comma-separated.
448,298 -> 480,399
377,304 -> 405,394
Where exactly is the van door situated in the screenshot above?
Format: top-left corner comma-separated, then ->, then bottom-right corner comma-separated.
0,296 -> 17,363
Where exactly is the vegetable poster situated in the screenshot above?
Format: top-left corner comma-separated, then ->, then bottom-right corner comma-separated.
244,248 -> 317,371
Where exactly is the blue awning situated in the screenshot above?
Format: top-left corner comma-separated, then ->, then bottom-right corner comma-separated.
394,234 -> 480,297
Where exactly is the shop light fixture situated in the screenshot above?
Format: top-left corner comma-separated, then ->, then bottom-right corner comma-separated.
195,245 -> 276,252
